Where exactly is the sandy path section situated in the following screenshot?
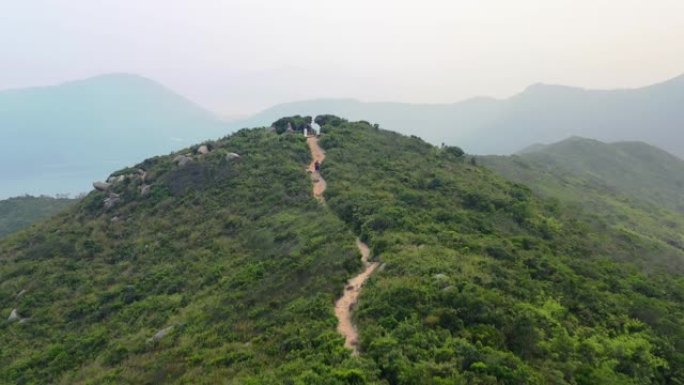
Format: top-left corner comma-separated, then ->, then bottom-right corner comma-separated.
305,135 -> 379,355
334,239 -> 380,354
306,136 -> 327,202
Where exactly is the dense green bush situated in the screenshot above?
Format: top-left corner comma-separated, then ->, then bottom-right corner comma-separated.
315,114 -> 348,128
271,115 -> 312,134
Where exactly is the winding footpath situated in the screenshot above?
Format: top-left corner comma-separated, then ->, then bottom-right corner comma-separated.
306,135 -> 380,354
307,136 -> 327,203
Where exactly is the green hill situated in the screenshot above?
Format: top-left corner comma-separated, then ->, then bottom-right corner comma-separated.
513,137 -> 684,213
0,196 -> 77,238
2,120 -> 684,384
0,73 -> 228,198
481,137 -> 684,271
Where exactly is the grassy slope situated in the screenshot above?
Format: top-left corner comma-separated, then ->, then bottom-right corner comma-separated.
481,138 -> 684,273
516,137 -> 684,213
319,122 -> 684,384
0,129 -> 379,384
0,196 -> 77,238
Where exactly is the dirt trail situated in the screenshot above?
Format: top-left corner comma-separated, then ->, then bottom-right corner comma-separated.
306,136 -> 327,202
334,239 -> 380,354
306,135 -> 380,355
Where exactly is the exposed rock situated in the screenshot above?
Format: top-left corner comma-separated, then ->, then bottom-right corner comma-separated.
93,181 -> 111,192
148,325 -> 174,342
107,175 -> 125,184
226,152 -> 241,160
104,193 -> 121,209
140,184 -> 152,196
197,145 -> 210,155
8,309 -> 20,322
16,289 -> 27,298
173,155 -> 193,167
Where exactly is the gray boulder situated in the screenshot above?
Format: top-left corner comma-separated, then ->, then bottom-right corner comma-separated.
226,152 -> 241,160
104,193 -> 121,209
106,175 -> 125,184
173,155 -> 193,167
8,309 -> 20,322
148,325 -> 174,342
93,181 -> 111,192
197,145 -> 210,155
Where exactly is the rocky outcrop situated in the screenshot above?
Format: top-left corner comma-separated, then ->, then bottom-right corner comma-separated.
106,175 -> 125,184
173,155 -> 193,167
8,309 -> 20,322
140,184 -> 152,196
93,181 -> 111,192
226,152 -> 241,160
148,325 -> 174,342
104,193 -> 121,209
197,145 -> 210,155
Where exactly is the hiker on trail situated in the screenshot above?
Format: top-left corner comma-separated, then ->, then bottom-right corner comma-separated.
314,161 -> 320,171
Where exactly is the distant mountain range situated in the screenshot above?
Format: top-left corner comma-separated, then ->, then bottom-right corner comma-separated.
4,72 -> 683,198
234,73 -> 684,158
0,74 -> 227,198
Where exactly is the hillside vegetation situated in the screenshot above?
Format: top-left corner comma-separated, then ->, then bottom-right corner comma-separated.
0,129 -> 374,384
2,119 -> 684,384
513,137 -> 684,213
481,137 -> 684,272
0,196 -> 77,238
319,121 -> 684,384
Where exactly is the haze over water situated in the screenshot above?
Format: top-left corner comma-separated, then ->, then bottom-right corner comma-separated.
2,0 -> 684,115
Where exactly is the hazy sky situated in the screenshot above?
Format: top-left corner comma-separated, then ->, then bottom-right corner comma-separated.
2,0 -> 684,115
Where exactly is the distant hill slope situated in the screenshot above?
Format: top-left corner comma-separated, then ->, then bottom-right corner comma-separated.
0,195 -> 77,238
481,137 -> 684,268
234,73 -> 684,157
0,74 -> 228,198
501,137 -> 684,213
